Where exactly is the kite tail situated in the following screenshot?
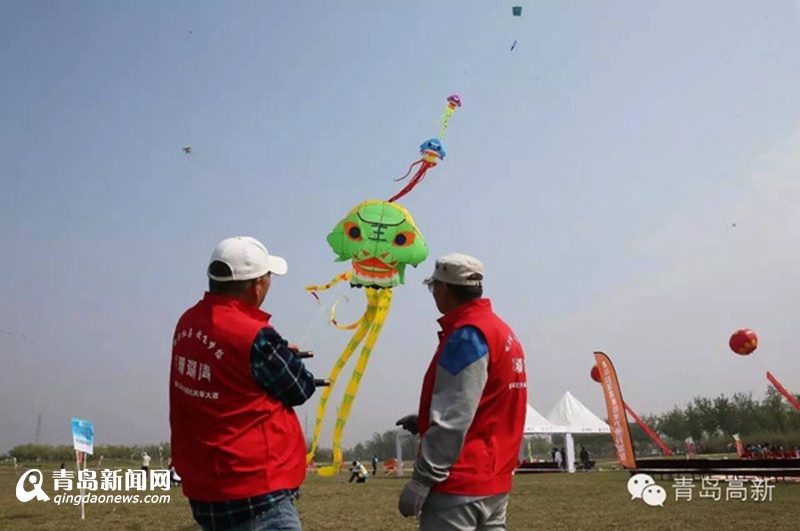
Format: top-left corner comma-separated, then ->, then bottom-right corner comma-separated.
330,298 -> 363,330
388,162 -> 434,203
394,160 -> 422,182
308,296 -> 378,470
439,111 -> 453,139
306,271 -> 353,303
319,288 -> 392,475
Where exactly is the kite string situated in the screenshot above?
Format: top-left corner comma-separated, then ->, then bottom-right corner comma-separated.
296,291 -> 340,347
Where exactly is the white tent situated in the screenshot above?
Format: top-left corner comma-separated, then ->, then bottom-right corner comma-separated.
519,404 -> 570,464
545,392 -> 611,473
524,403 -> 568,434
546,391 -> 611,434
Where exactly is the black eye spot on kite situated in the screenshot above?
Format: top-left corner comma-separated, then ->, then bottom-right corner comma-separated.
344,222 -> 362,241
392,231 -> 416,247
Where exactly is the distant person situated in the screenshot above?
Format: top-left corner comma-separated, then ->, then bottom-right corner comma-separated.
141,452 -> 151,474
349,461 -> 369,484
372,454 -> 379,476
170,236 -> 317,531
169,461 -> 182,487
396,253 -> 528,530
580,446 -> 590,469
554,449 -> 563,469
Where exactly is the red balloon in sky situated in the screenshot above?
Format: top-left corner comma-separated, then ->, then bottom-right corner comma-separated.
729,328 -> 758,356
590,365 -> 601,383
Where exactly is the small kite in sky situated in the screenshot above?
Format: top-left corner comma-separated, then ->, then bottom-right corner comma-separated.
438,94 -> 462,139
511,6 -> 522,50
389,139 -> 446,203
1,329 -> 34,342
182,146 -> 192,155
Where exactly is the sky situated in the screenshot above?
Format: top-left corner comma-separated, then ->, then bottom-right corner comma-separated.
2,1 -> 800,454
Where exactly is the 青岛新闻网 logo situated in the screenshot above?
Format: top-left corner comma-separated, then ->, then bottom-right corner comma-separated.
16,469 -> 51,502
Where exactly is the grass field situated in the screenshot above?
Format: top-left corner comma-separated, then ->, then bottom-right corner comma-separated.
2,461 -> 798,530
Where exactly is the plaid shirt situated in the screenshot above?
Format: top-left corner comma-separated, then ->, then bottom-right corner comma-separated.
251,326 -> 316,406
190,489 -> 299,531
189,327 -> 313,530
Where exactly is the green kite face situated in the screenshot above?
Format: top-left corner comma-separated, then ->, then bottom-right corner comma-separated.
326,200 -> 428,288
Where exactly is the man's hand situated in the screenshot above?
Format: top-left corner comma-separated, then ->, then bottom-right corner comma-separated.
395,414 -> 419,435
398,478 -> 431,517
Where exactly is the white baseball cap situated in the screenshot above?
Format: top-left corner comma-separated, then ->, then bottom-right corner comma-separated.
207,236 -> 288,281
423,253 -> 484,286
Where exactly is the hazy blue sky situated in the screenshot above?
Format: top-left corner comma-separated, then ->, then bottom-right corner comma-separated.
2,1 -> 800,453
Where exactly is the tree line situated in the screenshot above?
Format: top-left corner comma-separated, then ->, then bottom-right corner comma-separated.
4,443 -> 171,464
626,386 -> 800,454
5,386 -> 799,464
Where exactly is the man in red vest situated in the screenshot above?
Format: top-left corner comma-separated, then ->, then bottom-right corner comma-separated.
170,236 -> 316,531
397,253 -> 527,530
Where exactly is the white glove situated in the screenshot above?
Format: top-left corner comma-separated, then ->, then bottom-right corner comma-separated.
398,478 -> 431,517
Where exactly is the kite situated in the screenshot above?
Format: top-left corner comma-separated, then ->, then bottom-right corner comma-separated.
387,94 -> 462,202
388,138 -> 446,203
305,199 -> 428,475
438,94 -> 462,139
511,6 -> 522,50
182,146 -> 192,155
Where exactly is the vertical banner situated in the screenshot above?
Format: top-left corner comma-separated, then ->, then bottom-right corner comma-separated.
593,351 -> 636,469
71,418 -> 95,455
732,433 -> 743,457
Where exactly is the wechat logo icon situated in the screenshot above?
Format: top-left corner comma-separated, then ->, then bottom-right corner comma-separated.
627,473 -> 666,507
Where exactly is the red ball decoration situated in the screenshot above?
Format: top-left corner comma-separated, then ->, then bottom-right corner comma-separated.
590,365 -> 601,383
729,328 -> 758,356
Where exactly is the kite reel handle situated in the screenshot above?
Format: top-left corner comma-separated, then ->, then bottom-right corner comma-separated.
292,349 -> 328,385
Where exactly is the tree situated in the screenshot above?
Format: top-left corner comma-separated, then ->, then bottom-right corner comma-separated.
657,406 -> 687,444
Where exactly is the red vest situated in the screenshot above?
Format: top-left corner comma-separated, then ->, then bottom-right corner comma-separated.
169,293 -> 306,502
418,298 -> 527,495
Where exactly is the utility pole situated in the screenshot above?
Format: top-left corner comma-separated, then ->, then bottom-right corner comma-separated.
34,413 -> 42,444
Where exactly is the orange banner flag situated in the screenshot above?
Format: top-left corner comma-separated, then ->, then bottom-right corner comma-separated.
594,351 -> 636,469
